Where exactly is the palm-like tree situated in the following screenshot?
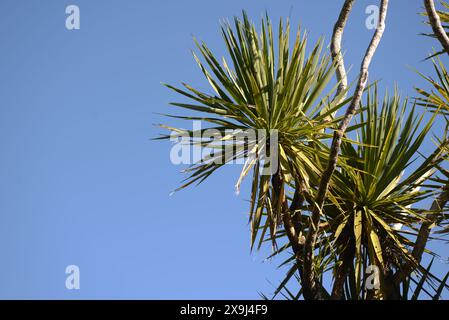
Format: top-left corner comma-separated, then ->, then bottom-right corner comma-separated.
159,11 -> 449,300
302,88 -> 442,299
159,13 -> 351,248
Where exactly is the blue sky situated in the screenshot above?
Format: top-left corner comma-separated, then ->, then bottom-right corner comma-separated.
0,0 -> 447,299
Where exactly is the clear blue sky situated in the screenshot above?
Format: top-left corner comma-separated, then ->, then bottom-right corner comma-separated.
0,0 -> 447,299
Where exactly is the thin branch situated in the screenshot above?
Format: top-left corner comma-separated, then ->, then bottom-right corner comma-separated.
331,0 -> 355,103
424,0 -> 449,55
302,0 -> 390,300
412,186 -> 449,261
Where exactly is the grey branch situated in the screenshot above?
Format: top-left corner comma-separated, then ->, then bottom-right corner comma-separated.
424,0 -> 449,55
331,0 -> 355,103
302,0 -> 390,300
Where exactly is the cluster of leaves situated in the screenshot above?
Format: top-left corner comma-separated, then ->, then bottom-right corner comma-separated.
271,88 -> 448,300
416,57 -> 449,234
159,12 -> 449,299
158,12 -> 351,246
